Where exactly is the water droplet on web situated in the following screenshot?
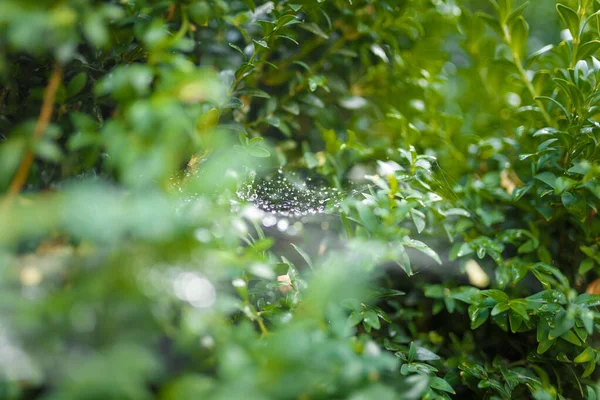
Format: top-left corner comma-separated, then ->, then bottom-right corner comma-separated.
277,219 -> 289,231
262,215 -> 277,227
173,271 -> 216,308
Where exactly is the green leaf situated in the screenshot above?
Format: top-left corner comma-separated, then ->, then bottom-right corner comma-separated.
509,17 -> 529,58
477,12 -> 504,37
470,307 -> 489,329
510,301 -> 529,320
506,2 -> 530,26
275,34 -> 299,45
475,208 -> 504,227
348,311 -> 363,326
561,329 -> 582,346
577,40 -> 600,60
293,61 -> 312,72
536,96 -> 570,121
258,20 -> 275,36
410,209 -> 426,233
536,319 -> 551,342
308,76 -> 318,92
429,377 -> 455,394
583,362 -> 597,379
299,23 -> 329,39
252,39 -> 269,49
579,258 -> 595,274
407,342 -> 417,363
363,310 -> 381,330
414,346 -> 441,361
482,289 -> 510,303
537,339 -> 555,354
236,88 -> 270,99
557,4 -> 580,40
491,302 -> 510,316
228,43 -> 247,59
424,285 -> 444,299
189,2 -> 213,25
366,288 -> 406,300
275,14 -> 298,29
554,177 -> 576,194
495,0 -> 512,23
442,208 -> 471,218
581,309 -> 595,334
554,78 -> 584,111
35,140 -> 63,163
401,238 -> 442,265
574,293 -> 600,308
395,244 -> 412,276
534,172 -> 557,188
282,102 -> 300,115
224,97 -> 244,109
304,152 -> 318,169
265,115 -> 280,127
241,0 -> 256,11
70,112 -> 97,134
534,263 -> 569,288
67,72 -> 88,98
301,93 -> 325,108
574,347 -> 595,363
518,240 -> 537,254
509,312 -> 523,333
83,13 -> 109,48
581,246 -> 600,263
290,243 -> 313,269
246,146 -> 271,158
549,309 -> 575,339
235,63 -> 256,81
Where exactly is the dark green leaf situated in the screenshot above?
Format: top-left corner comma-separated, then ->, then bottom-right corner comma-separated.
429,377 -> 455,394
556,4 -> 580,40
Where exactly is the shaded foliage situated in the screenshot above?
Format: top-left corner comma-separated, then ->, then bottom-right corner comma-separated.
0,0 -> 599,399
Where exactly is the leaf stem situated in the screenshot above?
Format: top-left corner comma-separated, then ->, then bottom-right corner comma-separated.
172,11 -> 189,44
512,51 -> 554,127
257,317 -> 269,336
502,22 -> 554,127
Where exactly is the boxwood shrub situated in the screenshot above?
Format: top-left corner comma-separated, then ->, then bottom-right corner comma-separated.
0,0 -> 599,399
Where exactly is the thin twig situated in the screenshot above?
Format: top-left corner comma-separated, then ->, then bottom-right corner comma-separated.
501,24 -> 554,128
166,4 -> 176,21
2,65 -> 63,210
256,317 -> 269,336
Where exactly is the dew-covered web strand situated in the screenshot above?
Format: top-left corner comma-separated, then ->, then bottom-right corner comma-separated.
237,169 -> 348,218
236,161 -> 471,237
429,160 -> 477,215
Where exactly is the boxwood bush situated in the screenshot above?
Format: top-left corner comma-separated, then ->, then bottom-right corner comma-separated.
1,0 -> 599,399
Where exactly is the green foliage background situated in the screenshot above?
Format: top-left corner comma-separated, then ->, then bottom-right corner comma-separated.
1,0 -> 600,399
